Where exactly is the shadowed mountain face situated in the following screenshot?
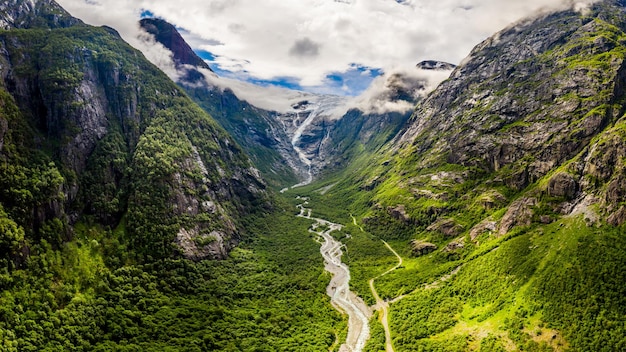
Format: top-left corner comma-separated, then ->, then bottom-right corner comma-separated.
139,18 -> 213,84
0,0 -> 269,263
140,18 -> 212,71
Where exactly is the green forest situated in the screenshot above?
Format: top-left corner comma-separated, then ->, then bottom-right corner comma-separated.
0,205 -> 346,351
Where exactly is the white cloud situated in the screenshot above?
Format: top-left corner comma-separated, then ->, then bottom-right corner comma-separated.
56,0 -> 599,93
350,65 -> 454,115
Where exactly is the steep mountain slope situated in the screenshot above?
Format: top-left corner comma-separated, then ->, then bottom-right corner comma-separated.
0,2 -> 346,351
0,0 -> 80,29
371,2 -> 626,236
305,1 -> 626,350
0,0 -> 268,263
139,17 -> 305,188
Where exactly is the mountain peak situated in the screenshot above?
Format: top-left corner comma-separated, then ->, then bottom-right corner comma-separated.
140,18 -> 213,74
416,60 -> 457,71
0,0 -> 81,29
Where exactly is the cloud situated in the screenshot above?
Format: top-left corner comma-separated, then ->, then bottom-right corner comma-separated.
55,0 -> 600,93
196,66 -> 350,116
350,65 -> 454,115
289,38 -> 321,58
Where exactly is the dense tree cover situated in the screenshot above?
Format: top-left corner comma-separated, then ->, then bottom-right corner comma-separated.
1,14 -> 339,351
3,2 -> 626,352
0,209 -> 344,351
383,220 -> 626,351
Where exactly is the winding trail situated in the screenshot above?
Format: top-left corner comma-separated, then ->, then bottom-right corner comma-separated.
350,213 -> 402,352
297,199 -> 371,352
368,241 -> 402,352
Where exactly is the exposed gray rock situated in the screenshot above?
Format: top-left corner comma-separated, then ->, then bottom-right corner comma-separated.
444,238 -> 465,252
0,1 -> 270,262
469,219 -> 497,240
605,174 -> 626,205
411,240 -> 437,256
547,172 -> 579,200
388,204 -> 411,223
417,60 -> 456,71
175,227 -> 230,261
0,0 -> 81,29
396,9 -> 626,192
499,197 -> 537,236
427,218 -> 463,237
608,206 -> 626,226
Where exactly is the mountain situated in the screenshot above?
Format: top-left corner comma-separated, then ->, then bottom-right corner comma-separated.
0,0 -> 268,263
4,0 -> 626,351
0,0 -> 81,29
138,18 -> 454,188
139,17 -> 306,188
0,3 -> 343,351
311,1 -> 626,350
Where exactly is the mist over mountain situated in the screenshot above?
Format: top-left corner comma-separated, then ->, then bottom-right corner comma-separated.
0,0 -> 269,264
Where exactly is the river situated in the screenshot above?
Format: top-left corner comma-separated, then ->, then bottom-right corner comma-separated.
297,198 -> 371,352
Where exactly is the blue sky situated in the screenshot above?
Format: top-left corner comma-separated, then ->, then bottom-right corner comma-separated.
195,48 -> 383,95
143,8 -> 382,95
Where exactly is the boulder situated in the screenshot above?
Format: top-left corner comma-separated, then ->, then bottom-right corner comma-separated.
427,218 -> 463,237
608,206 -> 626,226
410,240 -> 437,256
444,239 -> 465,252
499,197 -> 537,236
547,172 -> 578,200
469,219 -> 497,240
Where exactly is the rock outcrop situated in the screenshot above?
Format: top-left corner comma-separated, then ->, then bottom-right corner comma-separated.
138,17 -> 453,187
547,172 -> 579,200
0,0 -> 81,30
427,218 -> 463,237
499,198 -> 537,236
361,1 -> 626,243
411,240 -> 437,256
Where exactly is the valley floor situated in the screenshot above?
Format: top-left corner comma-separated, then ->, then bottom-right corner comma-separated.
2,187 -> 625,352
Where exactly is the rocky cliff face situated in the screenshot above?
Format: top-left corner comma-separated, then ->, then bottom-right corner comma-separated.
139,18 -> 307,188
360,0 -> 626,238
0,0 -> 268,262
336,4 -> 626,349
